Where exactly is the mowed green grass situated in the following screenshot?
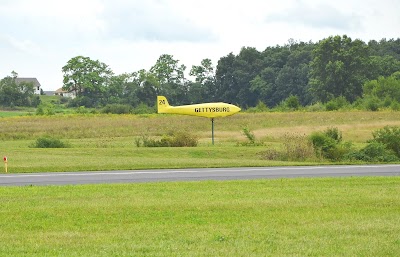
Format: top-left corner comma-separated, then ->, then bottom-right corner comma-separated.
0,111 -> 32,118
0,177 -> 399,256
2,146 -> 309,173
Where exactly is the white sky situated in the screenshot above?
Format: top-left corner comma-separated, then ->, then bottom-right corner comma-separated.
1,0 -> 399,90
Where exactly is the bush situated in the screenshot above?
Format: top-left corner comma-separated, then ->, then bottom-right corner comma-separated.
36,103 -> 55,115
347,142 -> 398,162
60,97 -> 69,104
371,126 -> 400,157
390,101 -> 400,111
259,133 -> 315,161
284,95 -> 300,110
325,100 -> 339,111
309,132 -> 337,159
282,133 -> 315,161
309,127 -> 350,161
75,106 -> 88,114
246,101 -> 268,113
133,103 -> 156,114
31,137 -> 69,148
325,101 -> 339,111
306,102 -> 325,112
364,96 -> 380,111
141,132 -> 198,147
325,96 -> 349,111
324,127 -> 342,143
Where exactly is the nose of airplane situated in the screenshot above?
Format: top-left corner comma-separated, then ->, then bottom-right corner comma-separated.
231,105 -> 241,113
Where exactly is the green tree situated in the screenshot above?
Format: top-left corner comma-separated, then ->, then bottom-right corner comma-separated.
215,52 -> 237,103
249,41 -> 314,107
309,35 -> 370,103
363,73 -> 400,102
250,67 -> 277,107
62,56 -> 114,107
149,54 -> 188,104
136,70 -> 159,107
368,55 -> 400,79
215,47 -> 263,107
189,58 -> 216,102
368,38 -> 400,60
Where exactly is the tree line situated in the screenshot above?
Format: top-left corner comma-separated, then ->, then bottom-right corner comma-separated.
2,35 -> 400,110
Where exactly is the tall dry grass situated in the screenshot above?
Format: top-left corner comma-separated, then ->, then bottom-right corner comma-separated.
1,111 -> 400,142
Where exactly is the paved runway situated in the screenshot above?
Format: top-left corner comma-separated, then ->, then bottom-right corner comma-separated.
1,164 -> 400,186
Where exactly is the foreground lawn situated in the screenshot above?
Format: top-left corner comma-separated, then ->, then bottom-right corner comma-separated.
0,177 -> 399,256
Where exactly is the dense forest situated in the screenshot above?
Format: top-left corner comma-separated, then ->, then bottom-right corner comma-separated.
1,35 -> 400,111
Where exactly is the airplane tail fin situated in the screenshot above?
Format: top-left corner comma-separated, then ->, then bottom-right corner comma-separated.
157,96 -> 170,113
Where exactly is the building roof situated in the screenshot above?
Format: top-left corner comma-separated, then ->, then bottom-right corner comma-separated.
43,91 -> 55,96
55,88 -> 67,93
15,78 -> 41,87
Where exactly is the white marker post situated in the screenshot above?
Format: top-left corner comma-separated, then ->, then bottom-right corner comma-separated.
3,156 -> 7,173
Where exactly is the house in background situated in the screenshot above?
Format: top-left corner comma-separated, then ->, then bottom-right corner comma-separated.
15,77 -> 41,94
55,88 -> 76,99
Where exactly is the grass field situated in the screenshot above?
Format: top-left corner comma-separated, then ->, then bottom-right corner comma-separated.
0,177 -> 399,256
1,111 -> 400,173
1,111 -> 399,256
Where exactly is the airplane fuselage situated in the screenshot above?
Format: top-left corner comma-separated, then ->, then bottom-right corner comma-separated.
157,96 -> 241,118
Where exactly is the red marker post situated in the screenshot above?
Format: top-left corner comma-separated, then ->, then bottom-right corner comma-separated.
3,156 -> 7,173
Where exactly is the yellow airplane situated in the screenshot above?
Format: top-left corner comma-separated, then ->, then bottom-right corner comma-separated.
157,96 -> 241,118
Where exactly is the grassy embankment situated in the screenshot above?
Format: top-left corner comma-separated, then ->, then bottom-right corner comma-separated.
0,177 -> 399,256
1,111 -> 400,172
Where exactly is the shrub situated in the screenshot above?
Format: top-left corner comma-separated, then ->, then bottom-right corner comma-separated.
141,132 -> 198,147
246,101 -> 268,113
36,103 -> 55,115
325,101 -> 339,111
329,142 -> 354,161
390,101 -> 400,111
383,97 -> 392,108
309,127 -> 350,161
259,133 -> 315,161
31,137 -> 69,148
306,102 -> 325,112
364,96 -> 380,111
60,97 -> 69,104
371,126 -> 400,157
282,133 -> 315,161
309,132 -> 337,159
284,95 -> 300,110
75,106 -> 88,114
133,103 -> 156,114
325,96 -> 349,111
347,142 -> 398,162
169,132 -> 198,147
324,127 -> 342,143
